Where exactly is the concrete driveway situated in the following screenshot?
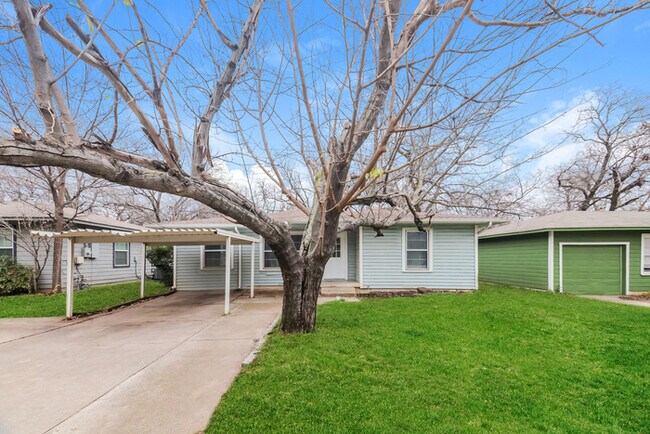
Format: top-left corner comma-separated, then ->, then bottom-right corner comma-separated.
0,291 -> 281,434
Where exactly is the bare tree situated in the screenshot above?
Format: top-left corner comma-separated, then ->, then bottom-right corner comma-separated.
553,87 -> 649,211
0,167 -> 104,291
0,215 -> 51,292
0,0 -> 648,332
97,186 -> 220,224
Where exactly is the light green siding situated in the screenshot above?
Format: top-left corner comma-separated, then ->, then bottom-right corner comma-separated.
554,230 -> 650,293
361,224 -> 477,290
478,233 -> 548,289
347,229 -> 357,281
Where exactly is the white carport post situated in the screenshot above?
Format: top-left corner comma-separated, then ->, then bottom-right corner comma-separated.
224,236 -> 231,315
65,238 -> 75,318
250,242 -> 255,298
140,243 -> 147,299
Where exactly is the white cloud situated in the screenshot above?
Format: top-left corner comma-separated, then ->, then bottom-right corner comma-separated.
521,91 -> 595,150
534,142 -> 582,172
634,19 -> 650,31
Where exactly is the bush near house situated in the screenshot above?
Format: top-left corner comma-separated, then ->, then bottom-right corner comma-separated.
0,257 -> 33,295
146,246 -> 174,287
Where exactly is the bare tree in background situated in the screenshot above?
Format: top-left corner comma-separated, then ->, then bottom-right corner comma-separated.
0,216 -> 51,291
0,0 -> 648,332
98,187 -> 220,225
553,87 -> 649,211
0,167 -> 104,291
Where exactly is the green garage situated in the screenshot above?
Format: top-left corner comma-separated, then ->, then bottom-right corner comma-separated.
561,244 -> 626,295
479,211 -> 650,296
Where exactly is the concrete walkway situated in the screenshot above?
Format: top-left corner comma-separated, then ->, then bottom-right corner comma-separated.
0,291 -> 281,434
579,294 -> 650,308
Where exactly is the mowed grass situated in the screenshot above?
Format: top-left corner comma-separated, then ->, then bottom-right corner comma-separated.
0,280 -> 169,318
208,284 -> 650,433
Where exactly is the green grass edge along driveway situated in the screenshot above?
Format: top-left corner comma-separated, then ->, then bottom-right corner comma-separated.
0,280 -> 169,318
208,284 -> 650,433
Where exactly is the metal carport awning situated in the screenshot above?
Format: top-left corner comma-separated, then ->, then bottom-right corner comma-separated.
32,228 -> 258,318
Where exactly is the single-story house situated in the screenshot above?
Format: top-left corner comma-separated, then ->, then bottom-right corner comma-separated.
478,211 -> 650,295
0,202 -> 145,290
151,209 -> 501,292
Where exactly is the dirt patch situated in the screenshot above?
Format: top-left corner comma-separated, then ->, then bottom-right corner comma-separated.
621,292 -> 650,301
358,288 -> 474,298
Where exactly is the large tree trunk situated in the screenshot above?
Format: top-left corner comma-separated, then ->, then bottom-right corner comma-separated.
279,261 -> 325,333
278,204 -> 342,333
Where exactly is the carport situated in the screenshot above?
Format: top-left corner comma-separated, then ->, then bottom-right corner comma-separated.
33,228 -> 258,318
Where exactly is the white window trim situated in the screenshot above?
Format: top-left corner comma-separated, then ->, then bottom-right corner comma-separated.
259,232 -> 305,271
113,242 -> 130,268
558,242 -> 630,295
402,227 -> 432,272
200,244 -> 234,270
0,228 -> 14,257
259,236 -> 280,271
641,234 -> 650,276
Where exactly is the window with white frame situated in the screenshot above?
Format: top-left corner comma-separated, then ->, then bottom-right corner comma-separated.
263,240 -> 280,269
263,234 -> 303,270
642,234 -> 650,275
331,237 -> 341,258
403,229 -> 430,271
0,229 -> 13,257
202,244 -> 227,268
113,242 -> 130,268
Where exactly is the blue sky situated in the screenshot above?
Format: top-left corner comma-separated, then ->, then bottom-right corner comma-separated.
510,8 -> 650,176
530,9 -> 650,103
2,0 -> 648,190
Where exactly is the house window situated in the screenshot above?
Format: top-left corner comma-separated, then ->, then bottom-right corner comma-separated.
331,237 -> 341,258
202,244 -> 227,268
291,234 -> 303,251
262,234 -> 303,270
263,240 -> 280,269
642,234 -> 650,275
0,229 -> 13,257
403,229 -> 430,271
113,242 -> 130,268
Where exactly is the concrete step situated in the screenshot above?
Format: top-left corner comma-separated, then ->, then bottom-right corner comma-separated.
320,281 -> 359,296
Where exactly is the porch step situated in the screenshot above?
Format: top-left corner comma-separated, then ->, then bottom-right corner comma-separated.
320,281 -> 359,296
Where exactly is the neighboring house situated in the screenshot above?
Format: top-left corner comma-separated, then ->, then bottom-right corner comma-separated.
478,211 -> 650,295
0,202 -> 145,290
151,209 -> 499,292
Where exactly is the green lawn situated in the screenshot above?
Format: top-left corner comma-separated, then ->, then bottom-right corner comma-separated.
0,280 -> 169,318
208,284 -> 650,433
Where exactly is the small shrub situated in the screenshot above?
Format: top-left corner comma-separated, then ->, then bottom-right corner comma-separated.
0,256 -> 33,295
146,246 -> 173,287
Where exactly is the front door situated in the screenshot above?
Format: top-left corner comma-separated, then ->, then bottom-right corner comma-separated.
323,232 -> 348,280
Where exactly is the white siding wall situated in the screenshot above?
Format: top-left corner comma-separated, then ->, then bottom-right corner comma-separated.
13,229 -> 144,290
360,224 -> 477,289
174,227 -> 362,291
173,224 -> 477,291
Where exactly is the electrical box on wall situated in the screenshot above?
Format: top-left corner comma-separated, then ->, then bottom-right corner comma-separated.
82,243 -> 94,259
74,256 -> 85,265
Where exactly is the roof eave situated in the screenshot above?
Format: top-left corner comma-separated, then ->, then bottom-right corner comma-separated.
479,226 -> 650,239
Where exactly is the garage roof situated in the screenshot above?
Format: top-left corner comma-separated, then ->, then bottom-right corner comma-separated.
31,228 -> 258,246
480,211 -> 650,238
